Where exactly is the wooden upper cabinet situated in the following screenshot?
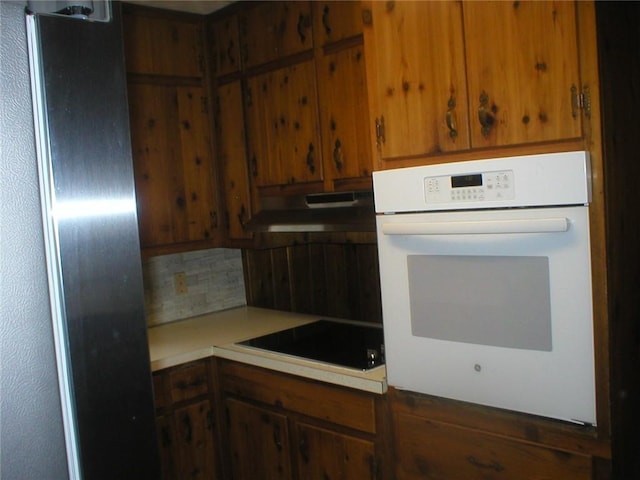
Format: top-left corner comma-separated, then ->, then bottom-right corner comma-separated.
209,14 -> 241,77
463,1 -> 582,147
239,1 -> 313,68
363,1 -> 470,166
128,83 -> 218,248
312,1 -> 364,46
245,60 -> 322,189
363,0 -> 585,168
317,45 -> 373,190
123,12 -> 203,78
214,81 -> 252,240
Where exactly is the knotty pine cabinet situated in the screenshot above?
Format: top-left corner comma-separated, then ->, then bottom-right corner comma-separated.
363,0 -> 587,169
245,60 -> 323,190
218,358 -> 391,480
389,387 -> 609,480
232,1 -> 374,198
123,5 -> 221,255
238,1 -> 313,69
213,80 -> 252,241
153,360 -> 219,480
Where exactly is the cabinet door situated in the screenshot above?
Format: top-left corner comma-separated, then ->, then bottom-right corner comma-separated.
463,1 -> 582,147
174,400 -> 217,480
128,83 -> 218,248
209,14 -> 241,77
363,1 -> 470,165
296,422 -> 377,480
226,398 -> 293,480
317,45 -> 373,190
214,81 -> 252,240
394,412 -> 592,480
239,1 -> 313,68
156,414 -> 179,480
245,60 -> 322,189
123,12 -> 203,78
313,1 -> 363,46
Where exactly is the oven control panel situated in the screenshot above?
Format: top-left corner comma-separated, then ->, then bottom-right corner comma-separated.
424,169 -> 515,204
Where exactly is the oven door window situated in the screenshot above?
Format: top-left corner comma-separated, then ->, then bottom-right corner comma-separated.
408,255 -> 552,351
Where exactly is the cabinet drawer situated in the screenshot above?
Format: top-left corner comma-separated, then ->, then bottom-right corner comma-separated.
395,412 -> 592,480
167,361 -> 209,404
219,359 -> 377,434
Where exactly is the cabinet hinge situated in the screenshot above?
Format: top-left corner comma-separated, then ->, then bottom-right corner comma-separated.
571,84 -> 591,119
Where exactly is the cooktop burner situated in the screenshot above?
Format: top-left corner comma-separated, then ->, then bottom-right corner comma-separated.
238,320 -> 385,371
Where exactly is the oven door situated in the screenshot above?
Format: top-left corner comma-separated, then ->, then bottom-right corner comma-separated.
376,206 -> 596,425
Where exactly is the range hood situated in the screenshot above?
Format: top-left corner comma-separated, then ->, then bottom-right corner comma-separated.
244,191 -> 376,232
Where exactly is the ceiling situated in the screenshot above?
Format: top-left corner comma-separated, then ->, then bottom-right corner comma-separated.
125,0 -> 234,15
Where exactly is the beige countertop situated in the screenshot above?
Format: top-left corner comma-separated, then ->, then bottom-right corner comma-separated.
147,306 -> 387,394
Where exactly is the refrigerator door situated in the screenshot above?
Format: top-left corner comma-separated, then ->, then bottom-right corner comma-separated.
27,4 -> 160,479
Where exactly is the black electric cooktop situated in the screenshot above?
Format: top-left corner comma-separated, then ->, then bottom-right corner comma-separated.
238,320 -> 385,371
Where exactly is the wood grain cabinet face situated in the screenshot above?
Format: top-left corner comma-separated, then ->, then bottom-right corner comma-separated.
218,360 -> 387,480
363,1 -> 470,164
363,0 -> 584,167
153,361 -> 218,480
226,398 -> 293,480
127,83 -> 218,248
214,81 -> 252,240
123,13 -> 203,78
209,14 -> 241,77
295,422 -> 377,480
312,1 -> 364,46
394,412 -> 592,480
462,1 -> 582,148
123,7 -> 220,253
239,1 -> 313,68
317,44 -> 373,191
245,60 -> 323,189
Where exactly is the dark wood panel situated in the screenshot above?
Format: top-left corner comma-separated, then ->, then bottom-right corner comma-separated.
595,3 -> 640,478
242,248 -> 276,309
242,241 -> 382,323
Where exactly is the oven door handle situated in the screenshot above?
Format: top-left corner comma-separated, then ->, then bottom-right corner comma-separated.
381,217 -> 569,235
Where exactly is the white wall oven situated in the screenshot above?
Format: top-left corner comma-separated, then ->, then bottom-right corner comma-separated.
373,151 -> 596,425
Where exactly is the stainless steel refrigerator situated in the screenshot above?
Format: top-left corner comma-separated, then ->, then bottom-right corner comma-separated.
25,2 -> 160,478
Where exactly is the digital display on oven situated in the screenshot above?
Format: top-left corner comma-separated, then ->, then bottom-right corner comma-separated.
451,173 -> 483,188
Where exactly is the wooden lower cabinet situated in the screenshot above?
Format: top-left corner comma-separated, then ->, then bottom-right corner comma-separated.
295,422 -> 377,480
226,398 -> 292,479
395,412 -> 592,480
218,359 -> 390,480
153,360 -> 219,480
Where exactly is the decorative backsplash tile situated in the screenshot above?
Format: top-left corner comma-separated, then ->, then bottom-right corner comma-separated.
142,248 -> 246,326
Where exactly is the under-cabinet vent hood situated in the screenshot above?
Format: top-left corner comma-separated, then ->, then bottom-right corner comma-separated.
244,191 -> 376,232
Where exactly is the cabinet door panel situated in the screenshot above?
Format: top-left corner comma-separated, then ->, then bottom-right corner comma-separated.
240,1 -> 313,68
245,61 -> 322,188
363,1 -> 470,163
317,45 -> 373,188
296,423 -> 376,480
313,1 -> 363,46
463,1 -> 582,147
174,400 -> 216,480
209,15 -> 241,76
123,13 -> 203,77
394,412 -> 592,480
226,399 -> 293,480
215,81 -> 252,240
156,414 -> 178,480
128,83 -> 217,248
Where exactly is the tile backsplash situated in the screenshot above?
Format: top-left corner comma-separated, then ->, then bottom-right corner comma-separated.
142,248 -> 246,326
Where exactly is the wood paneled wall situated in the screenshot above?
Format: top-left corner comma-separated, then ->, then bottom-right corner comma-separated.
242,236 -> 382,323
